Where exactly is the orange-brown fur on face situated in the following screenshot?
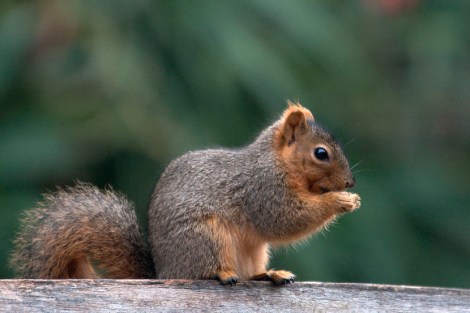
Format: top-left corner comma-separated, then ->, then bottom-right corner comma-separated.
274,104 -> 355,202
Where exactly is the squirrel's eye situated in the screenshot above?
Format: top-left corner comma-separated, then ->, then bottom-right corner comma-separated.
314,147 -> 329,161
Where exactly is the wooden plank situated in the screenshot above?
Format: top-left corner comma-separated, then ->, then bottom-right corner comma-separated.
0,279 -> 469,312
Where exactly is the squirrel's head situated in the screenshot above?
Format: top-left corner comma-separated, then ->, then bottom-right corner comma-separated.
274,102 -> 355,194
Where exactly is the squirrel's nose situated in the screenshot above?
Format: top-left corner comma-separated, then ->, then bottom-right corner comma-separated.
345,177 -> 356,189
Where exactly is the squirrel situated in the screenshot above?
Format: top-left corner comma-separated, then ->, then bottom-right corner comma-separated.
10,102 -> 361,285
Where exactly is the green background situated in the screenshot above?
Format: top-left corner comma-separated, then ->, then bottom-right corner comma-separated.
1,1 -> 469,288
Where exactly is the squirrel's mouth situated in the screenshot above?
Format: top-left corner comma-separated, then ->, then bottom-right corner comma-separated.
309,180 -> 346,194
308,181 -> 331,194
319,187 -> 330,193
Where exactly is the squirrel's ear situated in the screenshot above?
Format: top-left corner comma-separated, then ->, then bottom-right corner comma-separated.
277,102 -> 314,147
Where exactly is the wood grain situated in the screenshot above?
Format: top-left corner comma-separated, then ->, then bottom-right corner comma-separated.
0,279 -> 469,312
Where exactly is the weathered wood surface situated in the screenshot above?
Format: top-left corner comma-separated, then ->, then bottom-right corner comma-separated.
0,279 -> 469,313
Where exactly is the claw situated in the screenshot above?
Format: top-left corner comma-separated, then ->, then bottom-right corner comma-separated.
276,276 -> 295,286
220,276 -> 238,286
215,271 -> 239,286
269,270 -> 296,286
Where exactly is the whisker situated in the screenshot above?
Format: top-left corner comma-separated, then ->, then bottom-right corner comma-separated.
351,160 -> 364,170
352,168 -> 377,175
344,138 -> 357,148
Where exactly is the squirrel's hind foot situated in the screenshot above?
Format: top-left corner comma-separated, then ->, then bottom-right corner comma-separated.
251,269 -> 295,286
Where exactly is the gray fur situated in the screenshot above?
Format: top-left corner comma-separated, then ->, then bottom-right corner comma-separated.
11,110 -> 359,280
148,120 -> 354,279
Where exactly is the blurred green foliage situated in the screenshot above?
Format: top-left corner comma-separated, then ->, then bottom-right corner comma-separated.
1,1 -> 469,288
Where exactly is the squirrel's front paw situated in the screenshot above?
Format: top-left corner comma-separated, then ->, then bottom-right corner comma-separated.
334,192 -> 361,212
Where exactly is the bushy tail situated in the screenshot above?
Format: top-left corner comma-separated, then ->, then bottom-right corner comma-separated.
10,183 -> 155,279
